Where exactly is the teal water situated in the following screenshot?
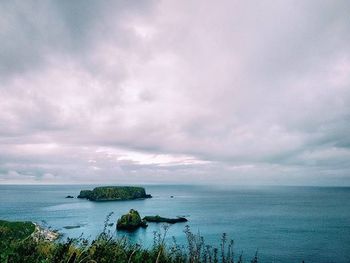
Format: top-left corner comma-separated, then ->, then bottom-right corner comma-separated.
0,185 -> 349,262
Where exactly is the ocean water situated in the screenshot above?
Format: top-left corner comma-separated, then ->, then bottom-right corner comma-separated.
0,185 -> 349,263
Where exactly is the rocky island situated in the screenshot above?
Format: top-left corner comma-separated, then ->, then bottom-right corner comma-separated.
77,186 -> 152,201
115,209 -> 189,231
116,209 -> 147,231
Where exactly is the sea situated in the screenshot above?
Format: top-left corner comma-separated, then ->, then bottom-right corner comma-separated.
0,184 -> 349,263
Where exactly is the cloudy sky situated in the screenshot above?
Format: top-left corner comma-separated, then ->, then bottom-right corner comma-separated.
1,0 -> 350,185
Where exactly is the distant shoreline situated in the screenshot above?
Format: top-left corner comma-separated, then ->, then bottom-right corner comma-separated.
1,183 -> 350,188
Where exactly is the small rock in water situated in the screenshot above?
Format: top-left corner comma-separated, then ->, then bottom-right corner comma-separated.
65,195 -> 74,198
143,215 -> 188,224
63,225 -> 81,229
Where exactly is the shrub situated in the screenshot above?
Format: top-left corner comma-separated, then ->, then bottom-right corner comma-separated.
0,215 -> 259,263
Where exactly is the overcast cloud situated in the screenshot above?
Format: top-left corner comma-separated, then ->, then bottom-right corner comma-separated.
1,0 -> 350,185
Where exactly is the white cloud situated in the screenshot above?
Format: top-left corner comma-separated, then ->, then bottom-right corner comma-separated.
0,0 -> 350,185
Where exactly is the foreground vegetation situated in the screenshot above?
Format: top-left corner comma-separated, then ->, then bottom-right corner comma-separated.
0,214 -> 259,263
0,220 -> 35,242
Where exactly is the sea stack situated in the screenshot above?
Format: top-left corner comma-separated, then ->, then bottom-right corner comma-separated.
116,209 -> 148,231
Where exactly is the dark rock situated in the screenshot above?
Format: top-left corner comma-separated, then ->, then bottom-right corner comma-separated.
63,225 -> 81,229
65,195 -> 74,198
170,196 -> 174,198
117,209 -> 147,231
143,215 -> 188,224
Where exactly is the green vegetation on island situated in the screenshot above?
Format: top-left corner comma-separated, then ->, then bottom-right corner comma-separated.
143,215 -> 188,224
0,217 -> 259,263
116,209 -> 148,231
77,190 -> 92,199
77,186 -> 152,201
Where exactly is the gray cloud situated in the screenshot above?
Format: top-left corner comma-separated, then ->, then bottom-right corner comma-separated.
1,0 -> 350,185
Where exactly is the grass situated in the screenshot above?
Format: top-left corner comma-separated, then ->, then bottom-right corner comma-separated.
0,220 -> 35,241
0,215 -> 259,263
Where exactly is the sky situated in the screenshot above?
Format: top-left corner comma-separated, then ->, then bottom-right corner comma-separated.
0,0 -> 350,185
